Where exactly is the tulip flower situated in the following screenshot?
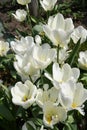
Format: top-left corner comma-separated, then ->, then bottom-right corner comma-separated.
0,40 -> 9,56
43,13 -> 74,47
78,51 -> 87,70
14,54 -> 40,82
12,9 -> 27,22
11,36 -> 35,55
43,101 -> 67,128
45,62 -> 80,89
17,0 -> 31,5
11,80 -> 37,109
59,82 -> 87,115
32,44 -> 56,69
40,0 -> 57,11
70,26 -> 87,44
36,87 -> 59,108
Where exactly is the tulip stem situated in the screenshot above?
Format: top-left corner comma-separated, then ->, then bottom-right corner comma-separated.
29,75 -> 33,83
57,45 -> 60,63
40,70 -> 44,85
47,11 -> 50,19
26,4 -> 32,29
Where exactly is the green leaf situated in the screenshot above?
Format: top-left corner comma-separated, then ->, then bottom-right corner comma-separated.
26,121 -> 36,130
31,16 -> 37,23
66,39 -> 81,66
0,103 -> 15,121
0,21 -> 5,37
63,123 -> 78,130
67,115 -> 75,123
53,126 -> 59,130
31,118 -> 43,126
63,123 -> 72,130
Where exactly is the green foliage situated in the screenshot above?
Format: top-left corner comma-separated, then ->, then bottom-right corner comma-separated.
66,39 -> 81,67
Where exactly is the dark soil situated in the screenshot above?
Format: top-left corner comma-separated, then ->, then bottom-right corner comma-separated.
0,4 -> 31,38
0,3 -> 87,39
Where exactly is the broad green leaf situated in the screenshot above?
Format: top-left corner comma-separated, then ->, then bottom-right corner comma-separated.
26,121 -> 36,130
63,123 -> 78,130
66,39 -> 81,66
63,123 -> 72,130
53,126 -> 59,130
31,16 -> 37,23
31,118 -> 43,126
67,115 -> 75,123
0,103 -> 15,121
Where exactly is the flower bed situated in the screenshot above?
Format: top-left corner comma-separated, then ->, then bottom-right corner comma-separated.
0,0 -> 87,130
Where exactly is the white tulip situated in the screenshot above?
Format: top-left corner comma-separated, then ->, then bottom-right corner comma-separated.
11,80 -> 37,109
43,13 -> 74,47
12,9 -> 27,22
78,51 -> 87,70
71,26 -> 87,44
17,0 -> 31,5
11,36 -> 35,55
14,54 -> 40,82
45,62 -> 80,89
36,87 -> 59,108
0,40 -> 9,56
43,101 -> 67,128
40,0 -> 57,11
32,44 -> 56,69
59,82 -> 87,115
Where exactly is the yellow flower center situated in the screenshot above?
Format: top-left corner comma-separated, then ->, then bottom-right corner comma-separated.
72,103 -> 77,108
0,48 -> 5,55
22,95 -> 28,102
46,116 -> 52,124
83,64 -> 87,68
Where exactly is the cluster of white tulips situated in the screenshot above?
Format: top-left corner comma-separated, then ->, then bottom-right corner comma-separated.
0,0 -> 87,130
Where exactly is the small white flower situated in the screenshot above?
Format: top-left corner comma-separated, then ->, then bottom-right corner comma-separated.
78,51 -> 87,70
0,40 -> 9,56
59,82 -> 87,115
17,0 -> 31,5
71,26 -> 87,44
40,0 -> 57,11
11,80 -> 37,109
11,36 -> 35,55
12,9 -> 27,22
43,13 -> 74,47
43,101 -> 67,128
32,44 -> 56,69
45,62 -> 80,89
36,87 -> 59,108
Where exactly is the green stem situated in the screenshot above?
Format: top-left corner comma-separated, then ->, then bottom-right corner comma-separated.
47,11 -> 50,19
26,4 -> 32,29
57,44 -> 60,63
40,70 -> 44,85
29,75 -> 33,83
